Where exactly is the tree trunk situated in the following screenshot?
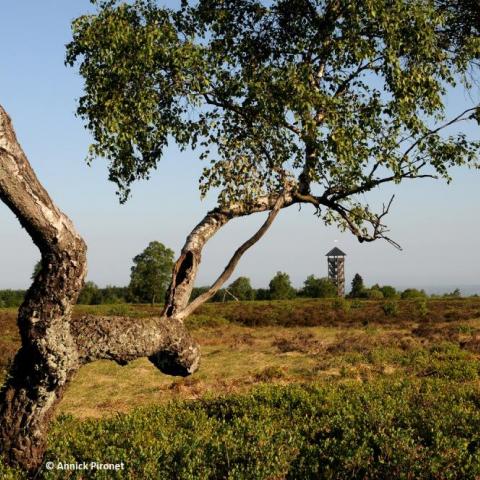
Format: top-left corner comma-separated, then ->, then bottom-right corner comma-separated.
0,102 -> 294,473
0,105 -> 88,470
0,105 -> 200,473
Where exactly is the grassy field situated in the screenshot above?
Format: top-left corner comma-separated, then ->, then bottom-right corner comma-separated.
1,298 -> 480,478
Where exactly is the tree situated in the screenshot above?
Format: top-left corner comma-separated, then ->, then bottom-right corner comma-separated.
255,288 -> 271,301
365,288 -> 384,300
380,285 -> 398,299
401,288 -> 427,299
269,271 -> 296,300
129,241 -> 174,305
227,277 -> 255,301
190,286 -> 210,301
349,274 -> 365,298
3,0 -> 480,472
0,106 -> 88,469
77,281 -> 102,304
31,260 -> 42,280
449,288 -> 461,298
101,285 -> 129,304
0,107 -> 199,472
302,275 -> 337,298
0,290 -> 26,308
64,0 -> 480,315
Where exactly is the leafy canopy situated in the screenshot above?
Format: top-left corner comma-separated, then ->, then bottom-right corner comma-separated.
302,275 -> 337,298
129,241 -> 174,304
67,0 -> 480,242
349,273 -> 365,298
227,276 -> 255,301
269,271 -> 296,300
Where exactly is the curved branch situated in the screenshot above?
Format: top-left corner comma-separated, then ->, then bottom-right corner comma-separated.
0,105 -> 201,472
71,315 -> 200,376
163,190 -> 296,318
177,194 -> 286,319
401,107 -> 478,159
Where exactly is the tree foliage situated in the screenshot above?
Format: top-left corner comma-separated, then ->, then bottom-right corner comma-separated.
0,290 -> 26,308
31,261 -> 42,281
380,285 -> 397,299
77,281 -> 103,305
401,288 -> 428,299
67,0 -> 480,247
365,287 -> 384,300
302,275 -> 337,298
269,271 -> 296,300
227,276 -> 255,301
129,241 -> 174,304
349,273 -> 365,298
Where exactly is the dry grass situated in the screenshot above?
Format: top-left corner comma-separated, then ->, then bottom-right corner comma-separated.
1,299 -> 480,419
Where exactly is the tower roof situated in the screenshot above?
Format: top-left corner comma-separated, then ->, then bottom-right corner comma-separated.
325,247 -> 346,257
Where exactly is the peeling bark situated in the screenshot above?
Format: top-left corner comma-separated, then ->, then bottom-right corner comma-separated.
0,105 -> 200,472
164,211 -> 230,317
0,102 -> 292,472
0,105 -> 88,471
177,195 -> 286,320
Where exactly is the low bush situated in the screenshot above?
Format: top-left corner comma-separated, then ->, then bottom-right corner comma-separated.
382,300 -> 399,317
332,297 -> 351,313
0,380 -> 478,479
185,314 -> 229,329
415,298 -> 429,318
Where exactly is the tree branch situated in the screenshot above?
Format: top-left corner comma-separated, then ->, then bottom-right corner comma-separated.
163,190 -> 296,318
203,93 -> 302,136
333,57 -> 383,98
399,106 -> 478,160
177,194 -> 286,319
294,191 -> 401,249
70,315 -> 200,376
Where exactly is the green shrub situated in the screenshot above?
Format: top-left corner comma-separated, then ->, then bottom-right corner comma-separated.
185,314 -> 229,329
380,285 -> 398,298
40,381 -> 480,479
332,298 -> 351,313
402,342 -> 479,381
415,298 -> 429,318
3,380 -> 480,479
401,288 -> 427,299
366,288 -> 384,300
382,300 -> 399,316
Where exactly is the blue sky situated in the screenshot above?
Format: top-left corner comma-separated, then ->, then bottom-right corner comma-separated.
0,1 -> 479,293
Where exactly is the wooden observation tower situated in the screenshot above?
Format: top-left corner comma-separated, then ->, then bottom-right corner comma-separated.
326,247 -> 346,297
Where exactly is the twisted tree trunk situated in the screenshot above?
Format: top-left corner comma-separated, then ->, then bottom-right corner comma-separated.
0,106 -> 199,472
0,104 -> 88,470
0,103 -> 295,473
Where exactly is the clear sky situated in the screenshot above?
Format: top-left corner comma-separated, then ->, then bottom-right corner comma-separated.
1,1 -> 479,294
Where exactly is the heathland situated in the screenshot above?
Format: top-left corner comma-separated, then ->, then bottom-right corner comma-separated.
1,298 -> 480,479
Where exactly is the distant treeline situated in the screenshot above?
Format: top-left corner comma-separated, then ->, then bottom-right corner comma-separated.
0,285 -> 131,308
0,290 -> 26,308
0,272 -> 471,307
